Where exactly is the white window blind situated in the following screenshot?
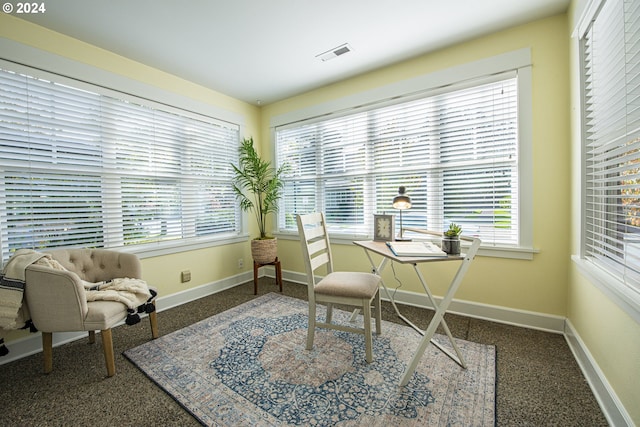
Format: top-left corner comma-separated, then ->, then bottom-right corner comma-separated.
0,66 -> 240,261
276,74 -> 519,245
581,0 -> 640,293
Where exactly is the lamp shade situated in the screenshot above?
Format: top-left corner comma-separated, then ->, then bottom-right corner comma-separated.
392,186 -> 412,210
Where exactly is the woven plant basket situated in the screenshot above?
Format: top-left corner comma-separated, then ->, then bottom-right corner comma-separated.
251,238 -> 278,264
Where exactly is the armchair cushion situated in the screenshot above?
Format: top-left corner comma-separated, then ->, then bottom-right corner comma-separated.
84,300 -> 135,331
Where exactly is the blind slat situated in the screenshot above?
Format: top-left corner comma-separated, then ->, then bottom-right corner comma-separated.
0,66 -> 240,260
276,77 -> 519,244
582,0 -> 640,292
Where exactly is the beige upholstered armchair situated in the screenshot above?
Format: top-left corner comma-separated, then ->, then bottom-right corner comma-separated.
24,249 -> 158,377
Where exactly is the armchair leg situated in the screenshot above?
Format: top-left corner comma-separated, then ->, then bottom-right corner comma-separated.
88,330 -> 96,344
42,332 -> 53,374
101,329 -> 116,377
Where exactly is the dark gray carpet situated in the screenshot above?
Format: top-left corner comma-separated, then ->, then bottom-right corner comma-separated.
0,279 -> 608,426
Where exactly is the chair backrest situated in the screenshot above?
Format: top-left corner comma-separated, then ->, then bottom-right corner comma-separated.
296,213 -> 334,291
47,249 -> 142,282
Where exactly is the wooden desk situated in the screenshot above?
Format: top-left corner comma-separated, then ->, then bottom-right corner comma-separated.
354,233 -> 480,386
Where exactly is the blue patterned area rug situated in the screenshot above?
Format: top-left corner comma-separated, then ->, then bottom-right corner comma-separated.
124,293 -> 495,426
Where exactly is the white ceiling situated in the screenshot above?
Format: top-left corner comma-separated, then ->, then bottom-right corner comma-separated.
17,0 -> 569,106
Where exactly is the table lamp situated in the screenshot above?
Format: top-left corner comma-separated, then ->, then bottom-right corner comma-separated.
392,186 -> 412,241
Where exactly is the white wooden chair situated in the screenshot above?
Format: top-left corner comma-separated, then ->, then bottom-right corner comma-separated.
296,213 -> 381,363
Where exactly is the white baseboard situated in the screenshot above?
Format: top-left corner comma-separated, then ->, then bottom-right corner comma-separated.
564,319 -> 634,427
0,270 -> 253,366
283,268 -> 565,333
0,330 -> 88,365
1,267 -> 630,426
155,270 -> 253,312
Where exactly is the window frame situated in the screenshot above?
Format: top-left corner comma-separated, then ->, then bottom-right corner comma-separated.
574,0 -> 640,322
270,49 -> 534,260
0,41 -> 247,260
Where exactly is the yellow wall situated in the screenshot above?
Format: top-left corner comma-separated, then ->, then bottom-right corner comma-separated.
263,14 -> 572,316
0,13 -> 574,315
567,1 -> 640,423
0,12 -> 572,316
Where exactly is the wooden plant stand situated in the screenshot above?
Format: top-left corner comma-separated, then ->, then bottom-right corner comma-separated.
253,257 -> 283,295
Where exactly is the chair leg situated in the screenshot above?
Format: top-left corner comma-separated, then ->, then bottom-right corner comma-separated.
306,303 -> 316,350
326,303 -> 333,324
42,332 -> 53,374
363,300 -> 373,363
149,310 -> 159,339
88,330 -> 96,344
101,329 -> 116,377
374,291 -> 382,335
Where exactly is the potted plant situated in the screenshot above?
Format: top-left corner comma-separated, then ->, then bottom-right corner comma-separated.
442,223 -> 462,255
231,137 -> 288,264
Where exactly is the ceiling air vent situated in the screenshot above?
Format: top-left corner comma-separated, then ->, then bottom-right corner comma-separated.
316,43 -> 353,62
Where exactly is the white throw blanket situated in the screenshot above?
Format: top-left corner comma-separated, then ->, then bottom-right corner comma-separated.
0,249 -> 51,330
0,249 -> 48,356
33,255 -> 152,310
83,278 -> 151,310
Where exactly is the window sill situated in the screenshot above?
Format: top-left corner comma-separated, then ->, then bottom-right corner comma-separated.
114,233 -> 249,259
572,255 -> 640,324
276,232 -> 537,260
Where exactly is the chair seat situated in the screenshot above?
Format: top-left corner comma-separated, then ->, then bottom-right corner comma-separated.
83,300 -> 130,331
315,272 -> 381,298
83,285 -> 158,330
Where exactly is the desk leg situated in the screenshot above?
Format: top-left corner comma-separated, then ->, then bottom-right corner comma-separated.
412,264 -> 466,369
351,252 -> 423,330
399,294 -> 448,386
358,249 -> 455,347
354,245 -> 468,385
399,254 -> 475,386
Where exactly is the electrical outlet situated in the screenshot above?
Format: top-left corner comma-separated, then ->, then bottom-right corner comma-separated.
181,270 -> 191,283
237,258 -> 244,269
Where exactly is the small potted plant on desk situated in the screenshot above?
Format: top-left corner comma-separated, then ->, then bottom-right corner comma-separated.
442,223 -> 462,255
